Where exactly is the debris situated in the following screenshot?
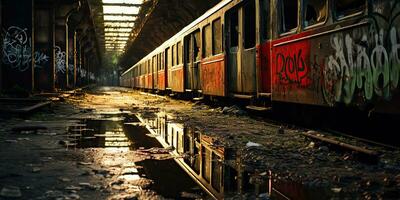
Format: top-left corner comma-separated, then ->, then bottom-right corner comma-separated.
319,146 -> 329,152
58,177 -> 71,182
11,125 -> 47,133
5,140 -> 18,143
38,132 -> 57,136
277,127 -> 285,134
331,187 -> 342,193
180,191 -> 202,199
222,105 -> 247,115
17,137 -> 31,141
65,186 -> 82,191
246,141 -> 262,147
32,167 -> 41,173
0,186 -> 22,198
67,193 -> 80,199
77,162 -> 92,166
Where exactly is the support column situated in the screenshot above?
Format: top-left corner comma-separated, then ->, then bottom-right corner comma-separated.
34,2 -> 55,91
73,31 -> 77,88
55,19 -> 67,89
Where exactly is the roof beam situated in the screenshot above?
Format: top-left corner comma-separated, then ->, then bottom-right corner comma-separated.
102,3 -> 142,7
104,26 -> 133,28
104,20 -> 136,23
103,13 -> 138,16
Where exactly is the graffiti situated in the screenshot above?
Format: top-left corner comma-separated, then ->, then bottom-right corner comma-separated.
55,46 -> 66,74
2,26 -> 49,71
80,68 -> 87,78
322,9 -> 400,105
276,49 -> 311,87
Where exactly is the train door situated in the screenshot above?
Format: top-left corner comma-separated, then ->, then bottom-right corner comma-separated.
185,30 -> 201,91
226,0 -> 257,95
153,55 -> 158,89
165,47 -> 169,89
185,35 -> 193,90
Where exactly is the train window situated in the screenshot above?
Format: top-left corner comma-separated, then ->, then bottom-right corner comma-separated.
279,0 -> 298,33
203,24 -> 212,58
177,42 -> 182,65
304,0 -> 327,27
212,18 -> 222,55
229,10 -> 239,47
244,0 -> 256,48
172,45 -> 175,66
185,35 -> 193,63
193,30 -> 201,61
260,0 -> 269,40
335,0 -> 365,18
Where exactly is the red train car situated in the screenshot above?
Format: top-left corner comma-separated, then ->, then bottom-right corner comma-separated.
121,0 -> 400,113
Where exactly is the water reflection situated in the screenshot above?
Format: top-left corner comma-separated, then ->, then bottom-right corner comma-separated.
66,113 -> 204,199
138,111 -> 335,200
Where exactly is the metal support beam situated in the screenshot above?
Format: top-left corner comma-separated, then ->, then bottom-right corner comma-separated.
103,13 -> 138,17
104,20 -> 136,23
104,26 -> 134,28
104,31 -> 132,33
103,3 -> 142,7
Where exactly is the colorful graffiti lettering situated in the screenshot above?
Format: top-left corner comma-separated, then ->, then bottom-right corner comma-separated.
322,12 -> 400,105
2,26 -> 49,71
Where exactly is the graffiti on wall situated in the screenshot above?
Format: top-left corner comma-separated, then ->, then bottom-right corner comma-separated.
322,8 -> 400,105
2,26 -> 49,71
55,46 -> 66,74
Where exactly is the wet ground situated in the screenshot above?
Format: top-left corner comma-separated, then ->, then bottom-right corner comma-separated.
0,86 -> 399,199
0,88 -> 207,200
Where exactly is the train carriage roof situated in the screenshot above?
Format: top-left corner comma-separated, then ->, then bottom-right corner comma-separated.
121,0 -> 233,76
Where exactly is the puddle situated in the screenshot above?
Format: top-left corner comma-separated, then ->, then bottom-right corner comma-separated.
66,112 -> 206,199
135,111 -> 338,199
66,111 -> 338,199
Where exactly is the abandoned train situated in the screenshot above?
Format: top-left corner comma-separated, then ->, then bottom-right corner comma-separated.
121,0 -> 400,114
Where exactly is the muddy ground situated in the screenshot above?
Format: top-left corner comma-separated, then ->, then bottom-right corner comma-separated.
0,86 -> 399,199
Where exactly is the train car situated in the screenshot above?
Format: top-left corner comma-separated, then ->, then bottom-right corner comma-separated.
122,0 -> 400,113
266,0 -> 400,113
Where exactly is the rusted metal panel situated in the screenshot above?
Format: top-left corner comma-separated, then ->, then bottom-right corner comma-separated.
147,74 -> 153,89
158,70 -> 166,90
228,47 -> 239,93
257,43 -> 272,93
140,75 -> 145,88
271,32 -> 316,104
168,65 -> 184,92
201,54 -> 226,96
241,48 -> 257,93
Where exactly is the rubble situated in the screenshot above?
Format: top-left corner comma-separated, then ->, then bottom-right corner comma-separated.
0,186 -> 22,198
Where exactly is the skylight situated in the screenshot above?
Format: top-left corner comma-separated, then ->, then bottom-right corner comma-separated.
102,0 -> 144,53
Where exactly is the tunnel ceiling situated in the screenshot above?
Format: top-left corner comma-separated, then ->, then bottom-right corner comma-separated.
117,0 -> 222,71
87,0 -> 152,54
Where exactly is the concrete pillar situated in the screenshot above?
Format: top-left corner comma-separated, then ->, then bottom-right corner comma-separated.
34,2 -> 56,92
54,17 -> 68,90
